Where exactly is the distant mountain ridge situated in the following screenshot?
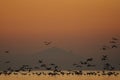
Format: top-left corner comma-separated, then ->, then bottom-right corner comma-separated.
35,47 -> 80,69
0,47 -> 119,70
0,47 -> 80,70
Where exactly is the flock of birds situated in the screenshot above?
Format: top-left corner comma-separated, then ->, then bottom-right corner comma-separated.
0,37 -> 120,76
101,37 -> 120,51
0,58 -> 119,76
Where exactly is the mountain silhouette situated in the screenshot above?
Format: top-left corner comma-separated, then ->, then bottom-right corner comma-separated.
0,47 -> 80,70
35,47 -> 80,69
0,47 -> 120,70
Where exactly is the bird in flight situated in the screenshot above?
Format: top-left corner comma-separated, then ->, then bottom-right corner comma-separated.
87,64 -> 96,67
101,46 -> 110,51
112,37 -> 118,41
38,60 -> 43,63
5,61 -> 10,63
4,50 -> 9,53
44,41 -> 52,45
109,41 -> 117,44
101,55 -> 108,61
86,58 -> 93,62
111,45 -> 118,48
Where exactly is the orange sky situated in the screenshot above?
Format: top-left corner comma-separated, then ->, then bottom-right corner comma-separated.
0,0 -> 120,55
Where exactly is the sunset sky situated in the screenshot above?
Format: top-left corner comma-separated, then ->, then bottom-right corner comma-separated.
0,0 -> 120,56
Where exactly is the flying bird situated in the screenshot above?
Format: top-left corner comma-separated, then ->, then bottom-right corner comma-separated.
102,47 -> 107,50
38,60 -> 43,63
87,64 -> 96,67
112,37 -> 118,41
40,64 -> 46,67
86,58 -> 93,62
109,41 -> 117,44
46,67 -> 52,70
4,50 -> 9,53
34,66 -> 40,69
73,63 -> 78,66
50,63 -> 55,66
111,45 -> 118,48
44,41 -> 52,45
101,46 -> 110,51
5,61 -> 10,63
101,55 -> 108,61
76,65 -> 82,68
80,61 -> 87,65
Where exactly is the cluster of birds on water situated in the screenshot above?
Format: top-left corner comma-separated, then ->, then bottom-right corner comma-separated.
0,37 -> 120,76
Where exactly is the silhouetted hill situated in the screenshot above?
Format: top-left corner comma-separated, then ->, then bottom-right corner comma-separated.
0,47 -> 119,70
35,47 -> 80,69
0,47 -> 80,70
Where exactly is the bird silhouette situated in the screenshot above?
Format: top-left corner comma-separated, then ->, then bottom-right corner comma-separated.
46,67 -> 52,70
5,61 -> 10,63
100,37 -> 120,51
87,64 -> 96,67
101,46 -> 110,51
38,60 -> 43,63
101,55 -> 108,61
34,66 -> 40,69
50,63 -> 55,66
111,45 -> 118,48
4,50 -> 9,53
54,65 -> 58,69
76,65 -> 82,68
103,63 -> 115,70
109,41 -> 117,44
112,37 -> 118,41
44,41 -> 52,45
73,63 -> 78,66
40,64 -> 46,67
86,58 -> 93,62
80,61 -> 87,65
